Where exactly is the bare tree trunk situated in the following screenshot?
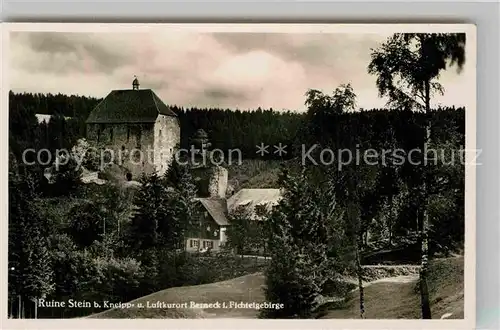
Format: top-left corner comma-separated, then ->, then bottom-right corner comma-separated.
389,194 -> 394,246
420,79 -> 432,319
355,237 -> 365,319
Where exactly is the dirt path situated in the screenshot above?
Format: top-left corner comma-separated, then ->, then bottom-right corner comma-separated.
364,274 -> 418,286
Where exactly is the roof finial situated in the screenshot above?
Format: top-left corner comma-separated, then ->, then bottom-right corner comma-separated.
132,75 -> 140,90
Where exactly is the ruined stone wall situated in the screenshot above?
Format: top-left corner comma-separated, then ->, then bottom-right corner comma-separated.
86,122 -> 155,179
208,166 -> 228,199
154,115 -> 181,176
190,165 -> 228,198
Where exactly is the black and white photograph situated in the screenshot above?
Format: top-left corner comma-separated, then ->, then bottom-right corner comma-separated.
3,23 -> 476,325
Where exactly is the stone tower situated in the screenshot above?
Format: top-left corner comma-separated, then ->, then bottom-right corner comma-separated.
189,129 -> 228,199
85,78 -> 181,179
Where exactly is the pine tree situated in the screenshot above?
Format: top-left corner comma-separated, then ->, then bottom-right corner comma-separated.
129,173 -> 168,249
9,173 -> 55,317
167,164 -> 200,250
262,166 -> 344,318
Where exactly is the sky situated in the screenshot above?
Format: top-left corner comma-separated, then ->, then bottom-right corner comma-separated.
9,31 -> 472,112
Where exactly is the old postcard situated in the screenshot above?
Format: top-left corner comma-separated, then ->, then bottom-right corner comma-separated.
2,23 -> 476,329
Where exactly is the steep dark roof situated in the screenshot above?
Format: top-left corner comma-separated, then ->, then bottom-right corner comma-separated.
196,198 -> 229,226
86,89 -> 177,124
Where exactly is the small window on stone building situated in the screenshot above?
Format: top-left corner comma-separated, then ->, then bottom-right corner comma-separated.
110,127 -> 114,142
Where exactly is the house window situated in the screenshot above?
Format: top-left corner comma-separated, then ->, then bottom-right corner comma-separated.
203,241 -> 214,249
192,240 -> 199,247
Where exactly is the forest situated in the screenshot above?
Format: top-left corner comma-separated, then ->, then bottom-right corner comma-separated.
8,32 -> 466,319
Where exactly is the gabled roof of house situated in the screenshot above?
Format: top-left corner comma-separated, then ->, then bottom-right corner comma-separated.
227,188 -> 282,219
196,198 -> 229,226
86,89 -> 177,124
195,189 -> 282,226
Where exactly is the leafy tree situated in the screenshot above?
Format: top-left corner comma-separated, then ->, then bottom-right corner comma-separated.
47,233 -> 98,317
368,33 -> 465,111
305,84 -> 356,115
225,206 -> 253,254
225,206 -> 265,255
44,154 -> 83,197
65,183 -> 134,252
91,256 -> 144,303
95,183 -> 136,241
426,134 -> 465,256
67,200 -> 107,248
368,32 -> 466,319
303,84 -> 357,145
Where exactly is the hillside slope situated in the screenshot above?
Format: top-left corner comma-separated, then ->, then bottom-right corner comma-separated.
88,273 -> 266,319
324,256 -> 464,319
89,257 -> 463,319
